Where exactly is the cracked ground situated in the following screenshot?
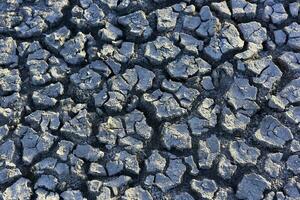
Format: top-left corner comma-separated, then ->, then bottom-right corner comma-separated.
0,0 -> 300,199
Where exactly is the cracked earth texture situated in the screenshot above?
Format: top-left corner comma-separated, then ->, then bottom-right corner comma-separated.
0,0 -> 300,199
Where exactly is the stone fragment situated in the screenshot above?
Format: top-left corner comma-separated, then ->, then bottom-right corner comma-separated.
218,155 -> 237,179
290,2 -> 300,17
60,32 -> 87,64
176,33 -> 203,54
104,175 -> 132,194
287,155 -> 300,175
89,163 -> 107,177
184,156 -> 199,175
195,6 -> 221,38
284,177 -> 300,199
264,153 -> 283,178
174,192 -> 195,200
94,66 -> 154,112
56,140 -> 74,161
239,22 -> 267,44
44,26 -> 71,52
144,36 -> 180,65
25,110 -> 60,132
183,15 -> 200,31
70,67 -> 102,90
106,150 -> 140,175
161,122 -> 192,150
236,173 -> 271,200
35,189 -> 59,200
97,116 -> 124,147
0,125 -> 9,141
274,30 -> 286,46
211,1 -> 231,18
0,163 -> 21,185
0,68 -> 21,95
268,78 -> 300,110
229,140 -> 260,165
166,55 -> 211,80
154,159 -> 186,192
61,109 -> 92,142
34,175 -> 58,191
0,140 -> 16,161
118,10 -> 152,39
165,159 -> 186,186
145,150 -> 166,173
154,173 -> 174,192
198,135 -> 220,169
221,106 -> 251,133
32,82 -> 64,109
74,144 -> 104,162
20,126 -> 56,165
97,110 -> 152,151
231,0 -> 257,19
263,3 -> 288,24
290,139 -> 300,153
204,22 -> 244,61
99,22 -> 123,42
2,178 -> 32,200
123,186 -> 153,200
191,178 -> 218,199
142,90 -> 187,121
71,2 -> 104,28
284,23 -> 300,51
225,77 -> 258,116
87,180 -> 102,196
15,16 -> 48,38
156,7 -> 178,32
201,76 -> 215,90
278,52 -> 300,72
0,37 -> 18,67
254,115 -> 293,148
61,190 -> 84,200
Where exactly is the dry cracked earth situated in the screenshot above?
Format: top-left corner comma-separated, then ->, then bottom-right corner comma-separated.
0,0 -> 300,199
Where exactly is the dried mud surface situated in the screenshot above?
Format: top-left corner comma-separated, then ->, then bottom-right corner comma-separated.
0,0 -> 300,199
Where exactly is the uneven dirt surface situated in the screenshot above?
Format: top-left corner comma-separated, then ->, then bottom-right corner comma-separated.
0,0 -> 300,199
